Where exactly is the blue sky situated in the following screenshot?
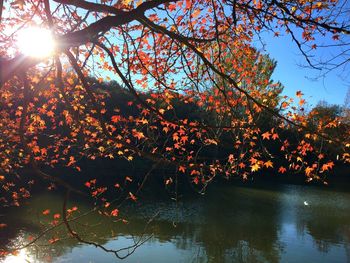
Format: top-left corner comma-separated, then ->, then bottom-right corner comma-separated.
260,33 -> 349,107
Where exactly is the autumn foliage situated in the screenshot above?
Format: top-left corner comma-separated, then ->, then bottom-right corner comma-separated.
0,0 -> 349,257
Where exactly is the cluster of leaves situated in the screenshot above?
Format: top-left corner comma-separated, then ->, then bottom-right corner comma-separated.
0,0 -> 349,257
0,0 -> 349,200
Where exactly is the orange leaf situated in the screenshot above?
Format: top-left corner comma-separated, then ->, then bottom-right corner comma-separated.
262,131 -> 271,140
178,166 -> 186,173
264,160 -> 273,168
238,162 -> 246,169
192,9 -> 200,18
251,163 -> 260,172
305,166 -> 314,176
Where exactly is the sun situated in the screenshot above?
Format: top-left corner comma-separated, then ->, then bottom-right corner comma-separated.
17,27 -> 55,58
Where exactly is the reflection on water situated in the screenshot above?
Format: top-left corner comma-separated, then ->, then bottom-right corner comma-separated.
1,184 -> 350,262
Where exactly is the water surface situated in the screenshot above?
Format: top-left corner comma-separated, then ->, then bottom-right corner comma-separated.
1,184 -> 350,262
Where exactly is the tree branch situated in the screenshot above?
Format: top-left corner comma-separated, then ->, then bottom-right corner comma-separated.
0,0 -> 179,85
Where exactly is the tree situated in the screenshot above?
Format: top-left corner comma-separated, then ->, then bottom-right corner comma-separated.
0,0 -> 349,259
306,101 -> 349,160
344,87 -> 350,124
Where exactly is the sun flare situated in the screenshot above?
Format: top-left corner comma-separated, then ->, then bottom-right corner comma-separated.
17,27 -> 55,58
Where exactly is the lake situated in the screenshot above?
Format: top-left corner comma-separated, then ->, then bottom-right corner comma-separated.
1,183 -> 350,262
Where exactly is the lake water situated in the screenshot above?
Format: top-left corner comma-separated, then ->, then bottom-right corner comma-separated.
1,183 -> 350,262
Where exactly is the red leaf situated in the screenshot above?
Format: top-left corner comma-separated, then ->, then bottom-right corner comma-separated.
111,209 -> 119,217
49,237 -> 59,244
186,0 -> 191,9
125,176 -> 132,182
53,213 -> 60,219
42,209 -> 50,215
111,115 -> 121,123
278,166 -> 287,174
272,133 -> 279,140
129,192 -> 137,201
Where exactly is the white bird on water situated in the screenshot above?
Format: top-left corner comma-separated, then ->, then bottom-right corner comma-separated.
304,201 -> 309,206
